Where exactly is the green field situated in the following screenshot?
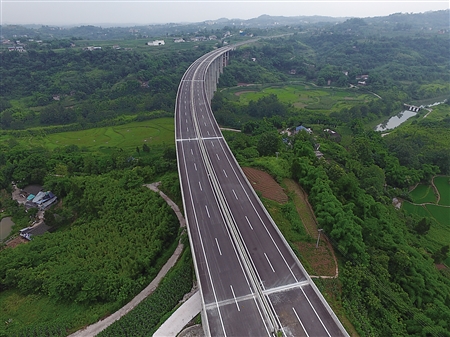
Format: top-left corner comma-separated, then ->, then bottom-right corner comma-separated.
0,289 -> 115,335
227,84 -> 375,111
435,176 -> 450,206
19,118 -> 175,152
405,176 -> 450,226
403,176 -> 450,265
410,184 -> 437,204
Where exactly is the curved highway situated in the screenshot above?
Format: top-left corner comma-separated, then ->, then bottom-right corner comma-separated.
175,46 -> 349,337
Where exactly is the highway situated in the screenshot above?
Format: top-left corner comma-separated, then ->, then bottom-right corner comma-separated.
175,46 -> 349,337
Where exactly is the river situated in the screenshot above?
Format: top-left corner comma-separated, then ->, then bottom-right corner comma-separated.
0,217 -> 15,241
375,110 -> 417,132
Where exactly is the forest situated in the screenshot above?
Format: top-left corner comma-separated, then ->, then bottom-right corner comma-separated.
0,10 -> 449,337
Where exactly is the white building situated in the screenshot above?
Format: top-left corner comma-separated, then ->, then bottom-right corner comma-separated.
147,40 -> 165,46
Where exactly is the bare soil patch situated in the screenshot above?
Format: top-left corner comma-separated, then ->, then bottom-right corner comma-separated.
243,167 -> 288,203
5,236 -> 28,248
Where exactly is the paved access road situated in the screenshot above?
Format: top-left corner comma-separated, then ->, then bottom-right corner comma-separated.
176,46 -> 349,337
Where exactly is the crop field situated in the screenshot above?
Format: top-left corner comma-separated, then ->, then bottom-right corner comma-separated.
21,118 -> 174,152
71,38 -> 218,56
405,176 -> 450,228
403,176 -> 450,264
426,204 -> 450,228
230,84 -> 375,111
435,176 -> 450,206
410,184 -> 436,204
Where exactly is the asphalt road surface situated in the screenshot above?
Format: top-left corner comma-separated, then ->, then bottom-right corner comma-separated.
176,46 -> 348,337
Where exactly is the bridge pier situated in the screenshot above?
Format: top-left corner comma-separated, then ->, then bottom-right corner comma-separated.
205,56 -> 223,101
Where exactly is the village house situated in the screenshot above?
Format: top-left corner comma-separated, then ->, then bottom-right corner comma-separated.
293,125 -> 313,134
323,128 -> 341,142
147,40 -> 165,46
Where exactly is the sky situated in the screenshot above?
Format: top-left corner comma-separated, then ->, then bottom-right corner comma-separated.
1,0 -> 448,26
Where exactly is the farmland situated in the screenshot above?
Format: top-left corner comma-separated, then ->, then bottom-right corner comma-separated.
11,118 -> 175,152
226,83 -> 375,111
403,175 -> 450,265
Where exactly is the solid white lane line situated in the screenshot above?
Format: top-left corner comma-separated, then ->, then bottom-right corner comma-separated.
194,162 -> 197,171
264,253 -> 275,273
205,205 -> 210,218
300,287 -> 332,337
245,216 -> 254,230
199,181 -> 203,191
223,169 -> 228,178
179,138 -> 227,337
230,285 -> 240,312
292,307 -> 310,337
215,238 -> 222,255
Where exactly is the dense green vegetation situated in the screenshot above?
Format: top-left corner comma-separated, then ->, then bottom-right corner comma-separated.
213,19 -> 449,336
97,246 -> 193,337
0,45 -> 212,131
0,10 -> 449,337
0,122 -> 181,335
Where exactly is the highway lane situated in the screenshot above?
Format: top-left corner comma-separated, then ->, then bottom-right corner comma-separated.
176,49 -> 273,336
192,55 -> 307,289
176,46 -> 348,336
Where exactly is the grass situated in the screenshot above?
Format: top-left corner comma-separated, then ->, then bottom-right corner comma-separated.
71,38 -> 219,56
402,176 -> 450,266
426,204 -> 450,229
227,83 -> 375,111
18,118 -> 175,152
435,176 -> 450,206
410,184 -> 437,204
0,290 -> 117,335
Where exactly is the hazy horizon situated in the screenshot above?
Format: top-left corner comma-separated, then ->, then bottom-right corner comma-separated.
1,1 -> 448,27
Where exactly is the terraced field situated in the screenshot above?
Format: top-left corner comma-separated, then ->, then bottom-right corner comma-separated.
21,118 -> 174,151
230,84 -> 374,110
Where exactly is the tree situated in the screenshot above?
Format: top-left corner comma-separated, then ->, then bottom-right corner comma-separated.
431,245 -> 449,264
0,109 -> 13,128
257,132 -> 280,156
414,217 -> 431,235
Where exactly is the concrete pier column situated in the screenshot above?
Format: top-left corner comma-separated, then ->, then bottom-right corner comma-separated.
219,54 -> 224,74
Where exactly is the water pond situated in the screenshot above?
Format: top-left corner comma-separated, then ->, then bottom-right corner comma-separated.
0,217 -> 15,241
375,110 -> 417,132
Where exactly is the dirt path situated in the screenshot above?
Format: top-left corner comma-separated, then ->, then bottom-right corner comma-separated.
431,176 -> 441,204
68,182 -> 186,337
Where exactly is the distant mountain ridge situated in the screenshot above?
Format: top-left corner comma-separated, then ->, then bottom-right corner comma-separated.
1,10 -> 447,41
